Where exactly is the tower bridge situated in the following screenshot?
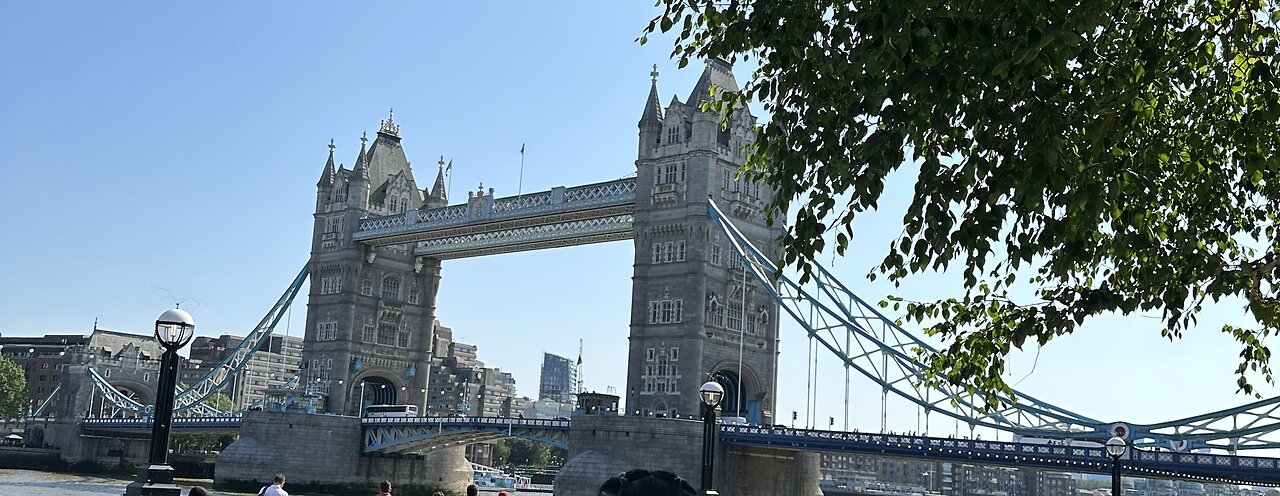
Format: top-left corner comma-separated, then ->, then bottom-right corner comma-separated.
49,59 -> 1280,494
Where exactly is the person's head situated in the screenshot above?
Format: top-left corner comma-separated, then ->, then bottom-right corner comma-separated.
466,484 -> 479,496
598,469 -> 696,496
189,487 -> 214,496
272,474 -> 286,486
380,481 -> 392,493
432,492 -> 445,496
498,491 -> 509,496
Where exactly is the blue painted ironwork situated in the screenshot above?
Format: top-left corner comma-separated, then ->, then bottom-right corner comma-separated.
352,178 -> 637,258
361,416 -> 570,454
84,265 -> 310,418
722,426 -> 1280,487
707,199 -> 1280,452
30,385 -> 60,417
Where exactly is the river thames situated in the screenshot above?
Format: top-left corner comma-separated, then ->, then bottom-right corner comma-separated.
0,469 -> 251,496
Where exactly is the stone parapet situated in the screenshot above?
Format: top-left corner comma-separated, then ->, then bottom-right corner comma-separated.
555,415 -> 821,496
215,411 -> 472,493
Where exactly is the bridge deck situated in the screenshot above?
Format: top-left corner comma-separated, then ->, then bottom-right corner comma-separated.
352,178 -> 636,258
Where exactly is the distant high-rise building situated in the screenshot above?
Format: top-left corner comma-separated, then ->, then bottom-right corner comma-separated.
539,352 -> 578,404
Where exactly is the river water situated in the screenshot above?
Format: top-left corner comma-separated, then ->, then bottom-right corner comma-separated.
0,469 -> 251,496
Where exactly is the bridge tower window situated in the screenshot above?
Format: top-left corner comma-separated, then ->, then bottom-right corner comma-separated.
361,325 -> 376,344
710,243 -> 722,266
648,297 -> 684,324
360,278 -> 373,296
382,276 -> 401,301
408,286 -> 419,304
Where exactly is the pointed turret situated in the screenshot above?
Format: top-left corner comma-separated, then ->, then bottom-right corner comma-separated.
349,132 -> 371,210
317,139 -> 336,187
426,155 -> 449,209
687,57 -> 739,109
638,64 -> 664,128
638,65 -> 666,160
352,131 -> 370,180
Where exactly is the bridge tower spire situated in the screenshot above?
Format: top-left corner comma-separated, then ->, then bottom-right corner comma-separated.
627,59 -> 782,422
303,116 -> 442,416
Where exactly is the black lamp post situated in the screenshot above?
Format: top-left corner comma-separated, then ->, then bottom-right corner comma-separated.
699,381 -> 725,496
124,308 -> 195,496
1106,436 -> 1127,496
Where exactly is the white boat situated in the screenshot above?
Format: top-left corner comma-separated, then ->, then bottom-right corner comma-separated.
472,462 -> 531,493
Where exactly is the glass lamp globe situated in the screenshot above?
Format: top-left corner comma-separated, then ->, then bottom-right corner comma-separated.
700,381 -> 725,407
1106,436 -> 1127,458
155,308 -> 196,349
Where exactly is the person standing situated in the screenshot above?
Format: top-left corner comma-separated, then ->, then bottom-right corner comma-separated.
378,480 -> 393,496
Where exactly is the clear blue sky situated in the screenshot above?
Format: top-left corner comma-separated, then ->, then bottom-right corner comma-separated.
0,1 -> 1271,439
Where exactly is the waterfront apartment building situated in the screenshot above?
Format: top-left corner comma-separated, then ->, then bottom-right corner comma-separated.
181,333 -> 303,409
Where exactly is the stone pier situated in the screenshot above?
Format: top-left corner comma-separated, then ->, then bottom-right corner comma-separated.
215,411 -> 472,493
555,415 -> 820,496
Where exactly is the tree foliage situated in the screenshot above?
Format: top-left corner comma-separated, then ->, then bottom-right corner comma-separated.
644,0 -> 1280,406
493,438 -> 562,469
0,357 -> 27,418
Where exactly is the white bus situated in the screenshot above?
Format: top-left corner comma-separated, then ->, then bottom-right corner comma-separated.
364,404 -> 419,417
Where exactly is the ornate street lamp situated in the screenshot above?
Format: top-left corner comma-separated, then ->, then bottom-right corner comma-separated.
124,308 -> 195,496
1106,436 -> 1127,496
699,381 -> 725,496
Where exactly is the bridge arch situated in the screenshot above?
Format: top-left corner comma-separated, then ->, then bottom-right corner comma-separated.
710,365 -> 763,419
351,374 -> 401,410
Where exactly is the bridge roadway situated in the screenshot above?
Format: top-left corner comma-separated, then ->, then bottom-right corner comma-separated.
79,416 -> 1280,486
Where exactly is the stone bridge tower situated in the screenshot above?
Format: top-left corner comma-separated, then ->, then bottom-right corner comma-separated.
628,61 -> 783,422
304,111 -> 447,415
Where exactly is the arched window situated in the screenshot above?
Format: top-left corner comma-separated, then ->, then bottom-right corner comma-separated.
382,276 -> 401,301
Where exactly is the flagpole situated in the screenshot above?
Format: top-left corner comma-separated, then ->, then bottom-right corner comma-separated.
518,143 -> 526,196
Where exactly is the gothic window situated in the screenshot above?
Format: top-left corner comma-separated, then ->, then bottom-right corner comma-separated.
320,276 -> 343,295
652,243 -> 663,264
657,381 -> 668,392
680,162 -> 686,182
398,331 -> 411,348
664,164 -> 677,184
382,276 -> 401,301
360,279 -> 373,296
746,310 -> 757,335
723,169 -> 732,191
361,325 -> 376,343
728,299 -> 743,331
664,242 -> 675,263
41,363 -> 48,369
670,348 -> 679,361
377,323 -> 397,346
667,126 -> 679,144
317,321 -> 338,341
325,216 -> 343,234
711,243 -> 722,266
649,297 -> 684,324
408,286 -> 420,304
646,365 -> 654,376
645,379 -> 654,393
646,348 -> 655,361
326,358 -> 333,370
676,241 -> 686,262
